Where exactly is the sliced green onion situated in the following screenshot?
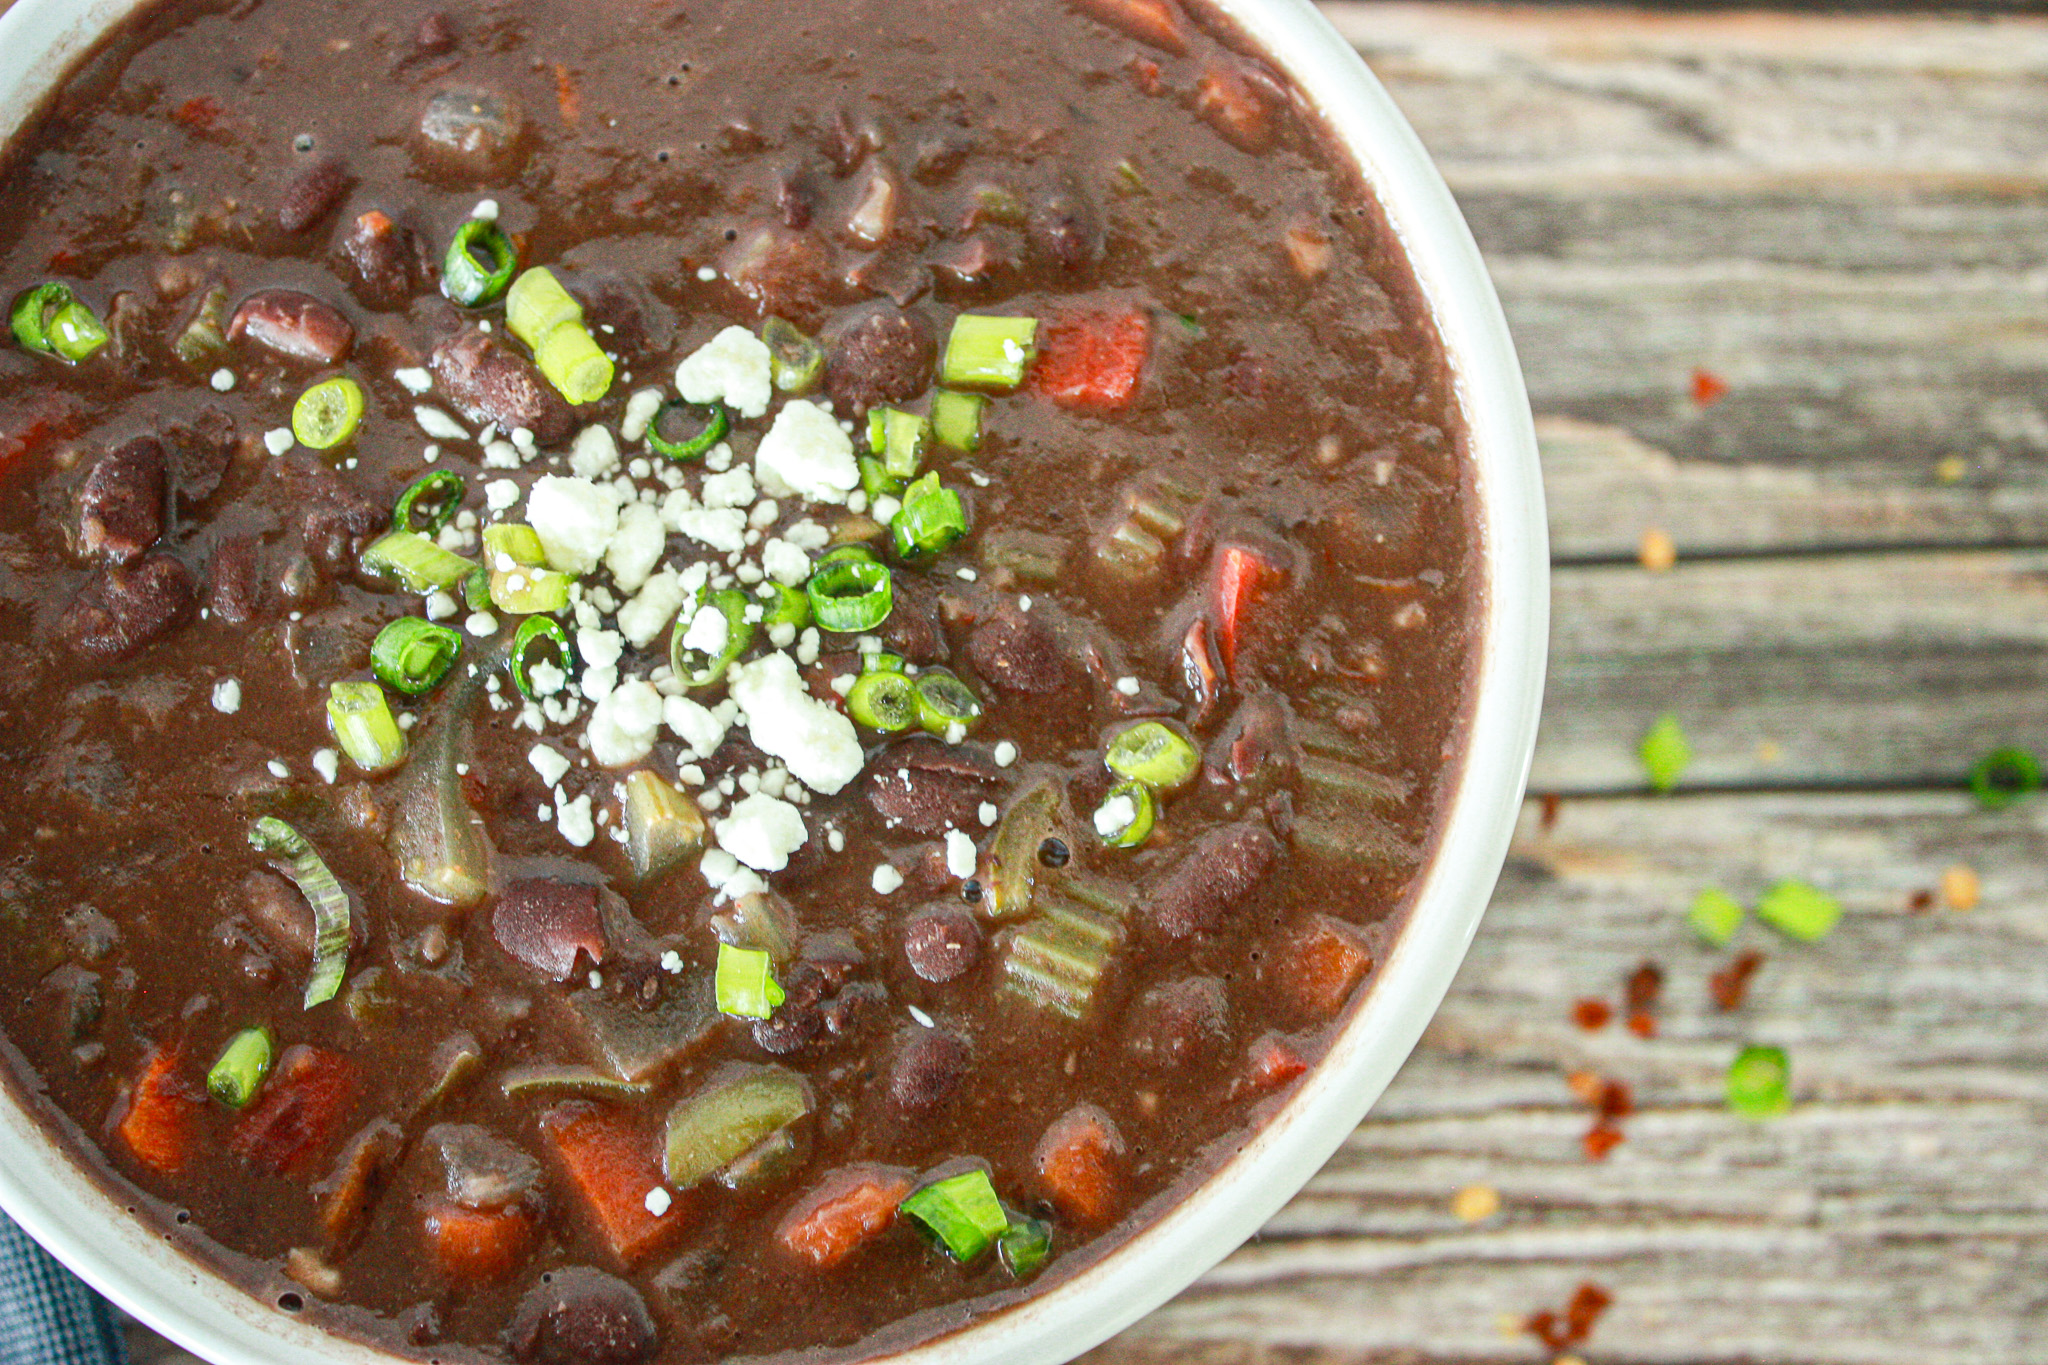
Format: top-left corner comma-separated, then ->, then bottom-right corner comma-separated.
326,680 -> 408,774
441,218 -> 518,307
207,1027 -> 273,1109
759,581 -> 811,630
491,564 -> 574,615
505,266 -> 585,347
463,564 -> 493,613
671,588 -> 755,689
10,282 -> 108,363
1104,720 -> 1200,791
248,816 -> 353,1009
818,542 -> 880,568
865,652 -> 906,674
623,770 -> 705,881
941,314 -> 1038,390
361,530 -> 477,593
510,616 -> 575,701
482,521 -> 546,566
172,284 -> 228,365
806,557 -> 894,633
846,670 -> 916,732
1968,745 -> 2040,810
891,472 -> 968,560
1093,779 -> 1156,848
866,407 -> 931,479
930,389 -> 986,453
900,1169 -> 1008,1263
371,618 -> 462,695
1689,887 -> 1746,947
1755,879 -> 1841,942
714,942 -> 785,1019
534,322 -> 614,405
292,376 -> 365,450
859,456 -> 904,502
646,399 -> 728,462
394,470 -> 465,536
913,669 -> 982,736
761,317 -> 823,394
1639,713 -> 1691,794
997,1211 -> 1052,1278
1726,1044 -> 1791,1118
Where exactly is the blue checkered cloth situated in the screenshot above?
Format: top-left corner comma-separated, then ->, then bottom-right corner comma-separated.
0,1210 -> 128,1365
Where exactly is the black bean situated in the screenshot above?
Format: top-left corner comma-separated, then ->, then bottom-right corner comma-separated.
58,553 -> 195,662
414,12 -> 456,56
751,962 -> 826,1055
823,305 -> 934,417
964,603 -> 1069,694
492,879 -> 606,982
416,86 -> 527,179
878,571 -> 949,664
77,435 -> 165,564
865,765 -> 984,838
227,289 -> 355,364
1146,822 -> 1279,939
298,483 -> 383,575
902,906 -> 982,984
341,211 -> 427,310
1027,178 -> 1102,273
424,1123 -> 542,1211
277,155 -> 350,234
1123,976 -> 1229,1068
508,1268 -> 657,1365
430,329 -> 575,445
886,1028 -> 969,1112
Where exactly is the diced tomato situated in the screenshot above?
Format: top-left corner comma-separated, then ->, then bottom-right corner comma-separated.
113,1046 -> 203,1177
1211,542 -> 1284,680
1284,915 -> 1375,1019
1034,1105 -> 1124,1227
539,1103 -> 684,1266
1031,310 -> 1152,412
1071,0 -> 1187,54
231,1046 -> 355,1176
777,1165 -> 914,1270
1195,64 -> 1274,154
1243,1033 -> 1309,1095
424,1201 -> 539,1283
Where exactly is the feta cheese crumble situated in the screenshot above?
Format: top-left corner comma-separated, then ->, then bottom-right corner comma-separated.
729,653 -> 863,795
674,325 -> 775,420
526,476 -> 620,574
713,792 -> 807,872
752,400 -> 858,505
945,829 -> 978,878
211,678 -> 242,714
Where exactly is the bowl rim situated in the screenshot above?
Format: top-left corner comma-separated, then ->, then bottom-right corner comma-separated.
0,1 -> 1548,1362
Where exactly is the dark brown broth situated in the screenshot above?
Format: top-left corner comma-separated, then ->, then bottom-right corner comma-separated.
0,0 -> 1480,1360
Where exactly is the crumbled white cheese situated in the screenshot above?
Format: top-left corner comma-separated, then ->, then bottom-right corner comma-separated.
578,628 -> 624,673
394,366 -> 433,395
700,466 -> 756,510
729,653 -> 863,795
1094,793 -> 1138,838
263,428 -> 295,456
1115,676 -> 1141,696
748,499 -> 781,530
211,678 -> 242,714
994,741 -> 1018,768
605,502 -> 666,594
713,792 -> 808,872
557,793 -> 596,847
621,388 -> 664,443
617,569 -> 687,649
526,475 -> 620,574
945,829 -> 978,878
415,406 -> 469,441
482,439 -> 522,470
472,197 -> 500,222
667,505 -> 749,553
465,611 -> 499,637
525,660 -> 567,697
979,801 -> 999,827
674,325 -> 775,420
660,950 -> 684,974
871,863 -> 904,895
663,695 -> 729,759
266,759 -> 290,779
209,367 -> 236,393
484,478 -> 521,512
528,744 -> 572,787
871,493 -> 901,525
760,538 -> 811,587
570,424 -> 621,480
644,1187 -> 672,1217
312,749 -> 340,785
753,400 -> 858,505
586,680 -> 664,767
679,601 -> 730,660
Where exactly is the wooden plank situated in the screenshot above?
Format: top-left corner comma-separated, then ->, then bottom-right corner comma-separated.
1535,547 -> 2048,793
1083,791 -> 2048,1365
1312,4 -> 2048,556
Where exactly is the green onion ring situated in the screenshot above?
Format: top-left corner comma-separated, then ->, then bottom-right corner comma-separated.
510,615 -> 575,701
760,581 -> 812,631
393,469 -> 465,536
247,816 -> 352,1010
1103,719 -> 1201,792
292,376 -> 365,450
441,218 -> 519,307
913,668 -> 982,736
1094,779 -> 1157,849
760,317 -> 823,394
646,399 -> 729,461
846,670 -> 916,732
10,282 -> 109,363
891,472 -> 969,560
371,617 -> 464,696
671,588 -> 755,689
806,557 -> 893,633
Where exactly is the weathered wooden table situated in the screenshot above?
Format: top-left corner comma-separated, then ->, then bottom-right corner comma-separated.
133,4 -> 2048,1363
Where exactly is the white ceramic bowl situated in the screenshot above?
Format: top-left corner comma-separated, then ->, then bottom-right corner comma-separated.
0,1 -> 1547,1361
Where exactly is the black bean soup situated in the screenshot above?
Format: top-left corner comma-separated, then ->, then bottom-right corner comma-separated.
0,0 -> 1479,1359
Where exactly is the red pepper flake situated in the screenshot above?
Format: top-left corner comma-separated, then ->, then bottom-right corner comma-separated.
1691,366 -> 1728,407
1583,1122 -> 1625,1161
1626,1011 -> 1657,1039
552,62 -> 581,125
1708,950 -> 1766,1012
1907,888 -> 1935,913
1622,960 -> 1663,1036
1566,1072 -> 1633,1160
1527,1281 -> 1615,1351
1572,997 -> 1612,1031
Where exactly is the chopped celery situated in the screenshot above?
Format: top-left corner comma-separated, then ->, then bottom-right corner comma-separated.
360,530 -> 477,594
326,680 -> 407,774
980,782 -> 1061,921
1298,754 -> 1413,809
1000,890 -> 1124,1019
498,1064 -> 654,1099
941,314 -> 1038,390
489,563 -> 574,615
980,527 -> 1065,582
172,284 -> 228,364
663,1065 -> 812,1187
622,770 -> 705,881
930,389 -> 986,453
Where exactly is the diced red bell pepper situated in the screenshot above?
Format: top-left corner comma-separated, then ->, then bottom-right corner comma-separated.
776,1165 -> 914,1270
1071,0 -> 1187,54
1243,1033 -> 1309,1095
230,1045 -> 355,1176
1284,915 -> 1375,1019
1211,542 -> 1284,680
539,1103 -> 685,1267
114,1046 -> 204,1177
423,1201 -> 539,1283
1034,1105 -> 1125,1226
1195,64 -> 1275,153
1032,310 -> 1152,412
